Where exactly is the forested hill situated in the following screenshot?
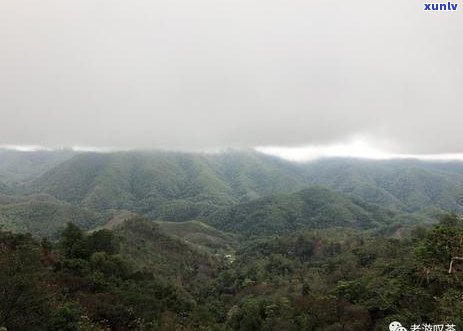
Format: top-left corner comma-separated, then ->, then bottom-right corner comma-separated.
303,158 -> 463,214
204,186 -> 429,237
24,151 -> 463,217
0,149 -> 75,188
1,149 -> 463,237
26,151 -> 306,221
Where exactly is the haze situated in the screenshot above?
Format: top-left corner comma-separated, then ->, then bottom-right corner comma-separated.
1,0 -> 462,156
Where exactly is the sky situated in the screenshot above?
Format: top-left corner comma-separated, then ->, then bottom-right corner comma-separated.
1,0 -> 462,160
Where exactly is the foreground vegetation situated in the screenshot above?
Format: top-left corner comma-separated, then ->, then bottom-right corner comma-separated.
1,214 -> 463,330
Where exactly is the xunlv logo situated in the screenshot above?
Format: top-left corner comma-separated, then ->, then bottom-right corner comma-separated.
424,2 -> 459,10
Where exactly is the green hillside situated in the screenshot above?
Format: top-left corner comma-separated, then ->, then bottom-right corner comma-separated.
157,220 -> 236,252
0,199 -> 107,238
210,151 -> 304,201
0,192 -> 63,205
28,151 -> 305,221
90,209 -> 139,232
114,218 -> 219,287
303,158 -> 463,214
0,180 -> 12,194
0,149 -> 75,188
205,186 -> 430,237
0,150 -> 462,237
25,151 -> 463,223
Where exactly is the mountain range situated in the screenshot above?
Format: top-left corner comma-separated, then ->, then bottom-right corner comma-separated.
1,149 -> 463,238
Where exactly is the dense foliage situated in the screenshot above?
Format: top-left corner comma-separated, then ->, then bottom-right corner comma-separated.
0,199 -> 107,239
2,215 -> 463,330
0,222 -> 212,331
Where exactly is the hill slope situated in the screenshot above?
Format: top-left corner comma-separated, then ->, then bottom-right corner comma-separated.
303,158 -> 463,214
205,186 -> 428,237
157,220 -> 236,252
28,151 -> 305,220
0,149 -> 75,188
1,150 -> 463,229
114,218 -> 219,287
0,198 -> 107,238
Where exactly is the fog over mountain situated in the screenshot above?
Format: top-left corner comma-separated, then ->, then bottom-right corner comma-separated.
1,0 -> 462,155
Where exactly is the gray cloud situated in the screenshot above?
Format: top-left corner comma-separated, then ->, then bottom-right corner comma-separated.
1,0 -> 462,153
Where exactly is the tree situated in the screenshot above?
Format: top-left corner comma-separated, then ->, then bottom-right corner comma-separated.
86,229 -> 119,255
60,223 -> 88,259
0,235 -> 51,330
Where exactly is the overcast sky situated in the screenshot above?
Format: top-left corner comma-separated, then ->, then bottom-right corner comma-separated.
1,0 -> 462,158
